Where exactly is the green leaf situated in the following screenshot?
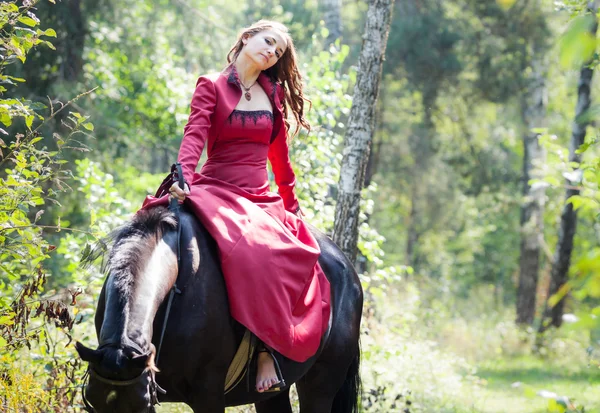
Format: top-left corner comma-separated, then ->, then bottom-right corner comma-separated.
575,140 -> 593,154
0,314 -> 14,326
543,176 -> 561,187
43,40 -> 55,50
43,28 -> 56,37
0,112 -> 12,127
559,15 -> 597,68
82,122 -> 94,131
496,0 -> 517,10
17,16 -> 39,27
5,75 -> 25,83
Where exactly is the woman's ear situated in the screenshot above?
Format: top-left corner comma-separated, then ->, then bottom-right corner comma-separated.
242,34 -> 249,45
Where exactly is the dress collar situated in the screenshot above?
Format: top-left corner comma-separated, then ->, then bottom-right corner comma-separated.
223,63 -> 278,103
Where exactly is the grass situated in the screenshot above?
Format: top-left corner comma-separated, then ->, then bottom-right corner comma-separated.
474,356 -> 600,413
153,282 -> 600,413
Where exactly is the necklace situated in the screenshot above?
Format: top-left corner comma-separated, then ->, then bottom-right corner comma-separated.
239,78 -> 257,101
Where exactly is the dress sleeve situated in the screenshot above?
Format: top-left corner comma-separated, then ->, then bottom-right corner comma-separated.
177,76 -> 217,185
268,85 -> 300,213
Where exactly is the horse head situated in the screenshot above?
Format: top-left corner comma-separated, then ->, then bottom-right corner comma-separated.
76,341 -> 162,413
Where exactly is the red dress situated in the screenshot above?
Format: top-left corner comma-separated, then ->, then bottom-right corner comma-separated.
142,67 -> 331,362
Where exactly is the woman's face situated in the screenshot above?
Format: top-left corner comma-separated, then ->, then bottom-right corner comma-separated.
241,29 -> 288,70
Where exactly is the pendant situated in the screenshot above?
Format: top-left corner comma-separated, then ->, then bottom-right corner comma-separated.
245,91 -> 252,101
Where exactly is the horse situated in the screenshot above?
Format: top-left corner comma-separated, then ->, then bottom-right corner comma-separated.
75,205 -> 363,413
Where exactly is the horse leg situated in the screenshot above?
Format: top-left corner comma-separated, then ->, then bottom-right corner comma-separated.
189,398 -> 225,413
296,362 -> 346,413
254,388 -> 293,413
188,373 -> 228,413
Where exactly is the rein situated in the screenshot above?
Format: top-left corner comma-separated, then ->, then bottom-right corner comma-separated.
156,162 -> 185,365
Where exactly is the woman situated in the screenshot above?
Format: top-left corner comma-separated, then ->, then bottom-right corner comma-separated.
141,20 -> 331,394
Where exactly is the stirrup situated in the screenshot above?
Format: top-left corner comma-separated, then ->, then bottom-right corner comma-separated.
255,346 -> 286,393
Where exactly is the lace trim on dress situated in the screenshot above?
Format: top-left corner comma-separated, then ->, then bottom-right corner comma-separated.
228,110 -> 274,127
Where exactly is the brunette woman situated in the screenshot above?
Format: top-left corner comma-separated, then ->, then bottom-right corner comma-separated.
142,20 -> 330,393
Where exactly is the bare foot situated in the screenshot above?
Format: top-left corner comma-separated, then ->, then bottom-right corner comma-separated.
256,351 -> 279,393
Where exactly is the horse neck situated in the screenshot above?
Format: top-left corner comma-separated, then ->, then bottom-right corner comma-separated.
99,235 -> 179,352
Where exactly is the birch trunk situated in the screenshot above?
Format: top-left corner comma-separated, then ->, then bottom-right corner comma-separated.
540,2 -> 598,331
516,50 -> 548,326
332,0 -> 394,262
321,0 -> 343,46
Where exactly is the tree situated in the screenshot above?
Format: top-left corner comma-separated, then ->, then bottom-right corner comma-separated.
539,1 -> 598,331
516,37 -> 549,326
320,0 -> 342,46
333,0 -> 394,262
384,0 -> 463,269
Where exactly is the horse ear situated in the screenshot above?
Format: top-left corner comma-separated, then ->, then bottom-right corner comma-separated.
75,341 -> 103,365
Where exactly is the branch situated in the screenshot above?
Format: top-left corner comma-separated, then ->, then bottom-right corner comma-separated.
0,87 -> 97,167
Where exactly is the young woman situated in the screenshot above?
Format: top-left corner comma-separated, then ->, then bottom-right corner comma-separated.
141,20 -> 331,393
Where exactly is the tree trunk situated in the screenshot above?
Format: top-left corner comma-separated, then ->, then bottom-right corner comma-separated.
539,2 -> 598,331
321,0 -> 343,46
516,49 -> 548,326
405,88 -> 436,271
406,183 -> 419,268
332,0 -> 394,262
63,0 -> 85,82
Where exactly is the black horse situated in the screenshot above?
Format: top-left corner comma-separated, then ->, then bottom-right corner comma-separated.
76,206 -> 363,413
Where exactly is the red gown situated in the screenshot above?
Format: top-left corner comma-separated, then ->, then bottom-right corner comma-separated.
142,69 -> 331,362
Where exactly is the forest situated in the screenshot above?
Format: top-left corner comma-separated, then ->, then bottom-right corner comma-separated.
1,0 -> 599,412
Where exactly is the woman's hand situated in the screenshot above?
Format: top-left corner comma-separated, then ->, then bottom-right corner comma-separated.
169,182 -> 190,202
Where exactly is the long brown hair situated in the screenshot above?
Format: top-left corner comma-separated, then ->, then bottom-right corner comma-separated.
227,20 -> 310,137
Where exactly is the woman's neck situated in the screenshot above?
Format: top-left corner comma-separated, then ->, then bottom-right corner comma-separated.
234,57 -> 261,88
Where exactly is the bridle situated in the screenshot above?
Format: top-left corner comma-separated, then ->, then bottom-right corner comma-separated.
81,363 -> 166,412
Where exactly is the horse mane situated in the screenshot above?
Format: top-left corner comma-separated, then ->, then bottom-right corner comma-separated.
109,207 -> 177,298
82,206 -> 177,300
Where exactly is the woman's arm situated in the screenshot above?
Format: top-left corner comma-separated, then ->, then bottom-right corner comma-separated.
268,127 -> 300,214
177,76 -> 217,185
268,85 -> 300,214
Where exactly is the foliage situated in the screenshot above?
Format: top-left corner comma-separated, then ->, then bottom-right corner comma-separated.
0,1 -> 97,411
2,0 -> 600,412
528,1 -> 600,334
359,283 -> 597,413
291,40 -> 351,231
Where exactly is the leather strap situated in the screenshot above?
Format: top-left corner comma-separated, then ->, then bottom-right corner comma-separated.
224,330 -> 257,394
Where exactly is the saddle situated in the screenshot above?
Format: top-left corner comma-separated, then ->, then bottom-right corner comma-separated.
224,329 -> 258,394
